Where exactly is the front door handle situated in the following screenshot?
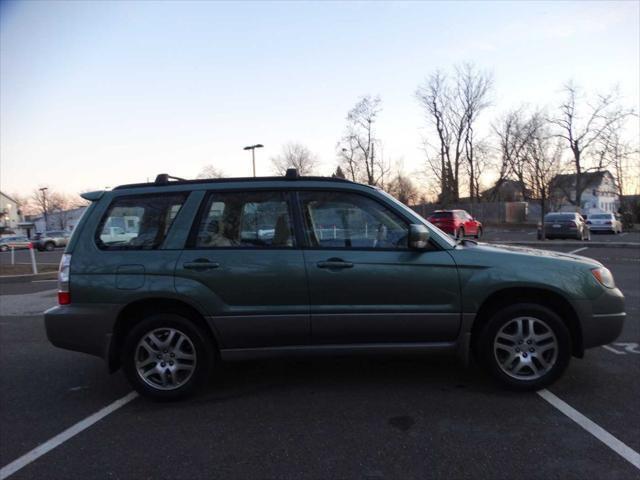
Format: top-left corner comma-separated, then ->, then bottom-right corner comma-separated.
183,259 -> 220,271
317,259 -> 353,269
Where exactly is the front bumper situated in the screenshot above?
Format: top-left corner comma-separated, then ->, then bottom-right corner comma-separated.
44,303 -> 120,360
574,287 -> 626,349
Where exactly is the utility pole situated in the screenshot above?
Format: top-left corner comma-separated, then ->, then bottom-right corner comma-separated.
39,187 -> 49,230
243,144 -> 264,177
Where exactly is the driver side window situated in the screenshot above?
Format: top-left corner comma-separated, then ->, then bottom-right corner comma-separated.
300,191 -> 408,249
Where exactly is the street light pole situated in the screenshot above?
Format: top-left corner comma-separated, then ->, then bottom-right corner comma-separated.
39,187 -> 49,230
243,144 -> 264,177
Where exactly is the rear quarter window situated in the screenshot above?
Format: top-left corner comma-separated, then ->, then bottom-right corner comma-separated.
96,193 -> 187,250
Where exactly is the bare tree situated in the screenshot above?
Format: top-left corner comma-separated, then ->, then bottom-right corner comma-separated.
386,173 -> 419,206
337,95 -> 389,186
196,165 -> 225,179
417,64 -> 492,202
270,142 -> 318,176
549,82 -> 634,208
492,108 -> 537,201
597,122 -> 639,207
457,63 -> 493,200
31,188 -> 86,230
522,113 -> 562,222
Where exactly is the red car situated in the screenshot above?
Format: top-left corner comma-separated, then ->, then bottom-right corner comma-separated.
427,210 -> 483,239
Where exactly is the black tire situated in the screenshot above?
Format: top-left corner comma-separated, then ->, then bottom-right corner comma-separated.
44,242 -> 55,251
0,245 -> 7,252
122,313 -> 214,400
477,303 -> 571,391
457,227 -> 465,239
474,227 -> 483,239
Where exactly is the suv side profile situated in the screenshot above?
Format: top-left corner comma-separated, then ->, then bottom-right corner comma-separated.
45,172 -> 625,399
33,230 -> 71,251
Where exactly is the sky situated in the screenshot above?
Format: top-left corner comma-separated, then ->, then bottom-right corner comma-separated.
1,0 -> 639,196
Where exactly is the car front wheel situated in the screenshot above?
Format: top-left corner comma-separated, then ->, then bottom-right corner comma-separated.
478,303 -> 571,391
122,313 -> 214,400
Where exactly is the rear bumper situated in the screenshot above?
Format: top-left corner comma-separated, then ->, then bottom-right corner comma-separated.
574,287 -> 626,349
588,226 -> 615,232
44,303 -> 119,360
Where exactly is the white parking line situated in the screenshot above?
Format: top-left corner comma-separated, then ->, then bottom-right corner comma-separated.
603,345 -> 626,355
568,247 -> 589,255
538,389 -> 640,470
619,232 -> 628,237
0,391 -> 138,479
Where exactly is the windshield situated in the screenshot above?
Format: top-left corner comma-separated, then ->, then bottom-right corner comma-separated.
429,211 -> 453,219
377,190 -> 457,248
591,214 -> 612,219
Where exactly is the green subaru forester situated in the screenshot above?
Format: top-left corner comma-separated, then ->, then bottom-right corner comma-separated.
44,171 -> 625,399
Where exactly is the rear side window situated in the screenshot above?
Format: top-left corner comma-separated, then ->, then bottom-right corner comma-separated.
96,194 -> 187,250
192,191 -> 294,248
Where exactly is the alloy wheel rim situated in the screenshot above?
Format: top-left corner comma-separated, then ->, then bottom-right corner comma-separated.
135,328 -> 197,390
493,316 -> 558,380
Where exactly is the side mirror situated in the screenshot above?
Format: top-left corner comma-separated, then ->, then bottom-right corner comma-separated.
409,224 -> 430,250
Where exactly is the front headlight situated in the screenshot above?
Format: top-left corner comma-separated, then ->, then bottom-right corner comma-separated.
591,267 -> 615,289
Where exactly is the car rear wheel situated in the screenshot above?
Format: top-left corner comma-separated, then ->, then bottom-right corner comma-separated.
457,227 -> 465,239
0,245 -> 7,252
122,313 -> 214,400
45,242 -> 55,251
478,303 -> 571,391
474,227 -> 483,239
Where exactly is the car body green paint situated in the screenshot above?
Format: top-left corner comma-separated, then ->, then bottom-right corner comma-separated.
44,176 -> 625,374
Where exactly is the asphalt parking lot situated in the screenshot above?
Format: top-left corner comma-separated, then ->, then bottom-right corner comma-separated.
482,227 -> 640,244
0,248 -> 62,267
0,245 -> 639,479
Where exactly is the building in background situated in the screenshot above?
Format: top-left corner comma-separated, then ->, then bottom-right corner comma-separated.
0,191 -> 23,234
29,206 -> 88,234
549,170 -> 619,214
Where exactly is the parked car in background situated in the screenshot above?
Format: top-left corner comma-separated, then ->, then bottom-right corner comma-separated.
586,213 -> 623,234
427,210 -> 483,239
33,230 -> 71,251
543,212 -> 590,240
0,235 -> 31,252
44,171 -> 624,399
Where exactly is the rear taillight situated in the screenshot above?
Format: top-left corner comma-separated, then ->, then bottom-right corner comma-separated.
605,221 -> 612,225
568,222 -> 578,229
58,254 -> 71,305
58,291 -> 71,305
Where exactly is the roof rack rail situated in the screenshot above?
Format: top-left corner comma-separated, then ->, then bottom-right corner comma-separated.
113,172 -> 356,190
155,173 -> 186,184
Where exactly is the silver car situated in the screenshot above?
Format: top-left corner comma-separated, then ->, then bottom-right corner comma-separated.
33,230 -> 71,251
586,213 -> 623,234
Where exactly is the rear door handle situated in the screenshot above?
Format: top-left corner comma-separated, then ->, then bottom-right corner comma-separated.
317,259 -> 353,269
183,259 -> 220,271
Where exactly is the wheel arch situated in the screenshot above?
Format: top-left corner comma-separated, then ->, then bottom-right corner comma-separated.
108,297 -> 220,372
470,287 -> 583,358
